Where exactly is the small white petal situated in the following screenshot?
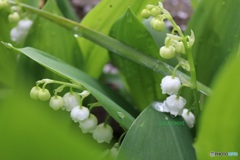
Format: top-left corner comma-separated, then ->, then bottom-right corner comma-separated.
165,95 -> 186,116
182,109 -> 195,128
152,101 -> 169,113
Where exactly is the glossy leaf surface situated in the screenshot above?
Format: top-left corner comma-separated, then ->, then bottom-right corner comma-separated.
117,102 -> 196,160
4,44 -> 135,129
195,52 -> 240,160
78,0 -> 159,78
110,9 -> 165,110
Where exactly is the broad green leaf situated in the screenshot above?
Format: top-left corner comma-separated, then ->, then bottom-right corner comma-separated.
4,44 -> 135,129
0,88 -> 103,160
0,9 -> 16,88
117,102 -> 196,160
78,0 -> 160,78
110,9 -> 165,110
195,52 -> 240,160
18,0 -> 83,85
16,2 -> 212,96
187,0 -> 240,86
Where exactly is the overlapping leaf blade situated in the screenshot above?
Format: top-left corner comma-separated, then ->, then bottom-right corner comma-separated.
18,0 -> 83,85
117,102 -> 196,160
77,0 -> 159,78
195,50 -> 240,159
109,9 -> 165,110
187,0 -> 240,86
5,44 -> 135,129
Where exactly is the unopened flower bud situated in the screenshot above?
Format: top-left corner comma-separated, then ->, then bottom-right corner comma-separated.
0,0 -> 9,9
175,41 -> 185,54
30,86 -> 41,100
38,88 -> 51,101
141,9 -> 151,19
159,46 -> 176,59
8,12 -> 20,23
150,18 -> 165,31
150,7 -> 161,16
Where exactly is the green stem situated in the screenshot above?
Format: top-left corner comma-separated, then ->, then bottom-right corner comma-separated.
16,2 -> 211,96
168,17 -> 200,122
104,115 -> 111,126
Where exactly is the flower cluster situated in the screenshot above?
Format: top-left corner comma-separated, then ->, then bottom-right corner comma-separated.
141,4 -> 165,31
0,0 -> 33,43
30,79 -> 114,143
141,2 -> 194,71
142,2 -> 196,128
159,75 -> 195,128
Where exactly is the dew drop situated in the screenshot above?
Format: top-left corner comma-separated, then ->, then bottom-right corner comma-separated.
117,112 -> 125,119
152,101 -> 169,113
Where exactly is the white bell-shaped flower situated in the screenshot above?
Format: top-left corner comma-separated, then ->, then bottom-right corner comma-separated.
79,114 -> 98,133
70,106 -> 89,122
18,19 -> 33,30
160,75 -> 181,95
93,123 -> 113,144
10,19 -> 33,43
63,92 -> 80,111
49,96 -> 64,111
10,27 -> 26,43
182,109 -> 195,128
165,95 -> 186,116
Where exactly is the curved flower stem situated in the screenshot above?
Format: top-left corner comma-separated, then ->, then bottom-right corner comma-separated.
167,17 -> 200,122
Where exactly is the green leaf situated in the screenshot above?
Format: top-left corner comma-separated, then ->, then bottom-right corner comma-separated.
0,10 -> 16,88
18,0 -> 83,84
4,44 -> 135,129
187,0 -> 240,86
77,0 -> 160,78
117,102 -> 196,160
109,9 -> 165,110
16,2 -> 212,96
194,52 -> 240,159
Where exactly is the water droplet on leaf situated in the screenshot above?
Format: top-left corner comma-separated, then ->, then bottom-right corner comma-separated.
117,112 -> 125,119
